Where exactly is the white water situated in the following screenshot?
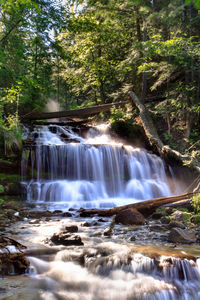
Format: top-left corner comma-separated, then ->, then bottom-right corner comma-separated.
19,124 -> 200,300
22,124 -> 174,210
27,238 -> 200,300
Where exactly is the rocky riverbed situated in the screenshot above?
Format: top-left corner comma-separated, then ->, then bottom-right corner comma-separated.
1,199 -> 200,299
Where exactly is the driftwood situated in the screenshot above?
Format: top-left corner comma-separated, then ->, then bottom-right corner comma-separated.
22,101 -> 129,121
129,91 -> 200,174
80,192 -> 196,217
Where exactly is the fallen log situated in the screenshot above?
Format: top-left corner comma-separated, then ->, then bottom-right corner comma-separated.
22,101 -> 129,121
79,192 -> 197,217
129,91 -> 200,174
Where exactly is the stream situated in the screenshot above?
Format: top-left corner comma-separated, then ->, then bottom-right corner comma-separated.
2,124 -> 200,300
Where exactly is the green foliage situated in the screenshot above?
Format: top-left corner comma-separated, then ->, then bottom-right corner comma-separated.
0,199 -> 4,208
110,105 -> 139,139
192,193 -> 200,213
0,114 -> 22,156
0,173 -> 20,183
191,214 -> 200,224
0,185 -> 4,193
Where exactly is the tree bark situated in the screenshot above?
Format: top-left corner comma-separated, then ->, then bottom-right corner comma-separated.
22,101 -> 129,120
80,192 -> 196,217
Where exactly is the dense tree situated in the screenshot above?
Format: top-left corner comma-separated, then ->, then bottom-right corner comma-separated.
0,0 -> 199,157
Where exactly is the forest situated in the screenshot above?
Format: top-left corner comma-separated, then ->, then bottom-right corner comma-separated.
1,1 -> 200,298
0,0 -> 200,166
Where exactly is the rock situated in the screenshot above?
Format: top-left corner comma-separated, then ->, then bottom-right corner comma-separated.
50,232 -> 83,246
160,216 -> 170,224
149,225 -> 167,232
65,225 -> 78,233
0,253 -> 30,275
91,221 -> 99,226
103,228 -> 112,236
29,210 -> 52,219
168,228 -> 196,244
81,222 -> 91,227
53,210 -> 62,214
170,210 -> 191,223
98,218 -> 106,222
62,212 -> 72,217
79,210 -> 93,217
5,209 -> 16,218
29,219 -> 39,224
191,215 -> 200,225
151,212 -> 164,220
130,236 -> 136,241
165,207 -> 173,215
115,208 -> 145,225
167,221 -> 185,229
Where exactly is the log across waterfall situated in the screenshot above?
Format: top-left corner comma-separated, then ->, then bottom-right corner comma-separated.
21,124 -> 183,210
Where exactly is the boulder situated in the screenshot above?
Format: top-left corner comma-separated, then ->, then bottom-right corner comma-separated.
81,222 -> 91,227
50,232 -> 83,246
168,228 -> 196,244
65,225 -> 78,233
170,210 -> 191,223
103,227 -> 112,236
115,208 -> 145,225
160,216 -> 170,224
167,221 -> 185,229
62,212 -> 72,217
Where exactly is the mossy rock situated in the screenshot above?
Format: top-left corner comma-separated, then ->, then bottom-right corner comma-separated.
190,214 -> 200,225
111,119 -> 142,140
155,207 -> 168,216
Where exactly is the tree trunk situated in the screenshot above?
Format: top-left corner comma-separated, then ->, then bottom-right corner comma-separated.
80,192 -> 196,217
128,91 -> 200,173
22,101 -> 130,120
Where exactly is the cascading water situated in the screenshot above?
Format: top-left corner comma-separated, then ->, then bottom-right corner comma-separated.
27,237 -> 200,300
22,124 -> 174,210
17,123 -> 200,300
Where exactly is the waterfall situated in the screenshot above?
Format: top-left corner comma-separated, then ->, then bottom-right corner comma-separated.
22,124 -> 173,210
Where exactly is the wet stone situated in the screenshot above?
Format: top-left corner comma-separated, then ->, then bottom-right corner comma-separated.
65,225 -> 78,233
98,218 -> 106,222
167,221 -> 185,229
81,222 -> 91,227
50,232 -> 84,246
115,208 -> 145,225
62,212 -> 73,217
29,219 -> 39,224
103,227 -> 112,236
151,212 -> 164,220
160,216 -> 170,224
168,228 -> 196,244
149,225 -> 167,232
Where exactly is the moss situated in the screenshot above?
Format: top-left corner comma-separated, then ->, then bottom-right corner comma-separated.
190,214 -> 200,225
111,119 -> 142,139
155,207 -> 167,216
0,173 -> 20,183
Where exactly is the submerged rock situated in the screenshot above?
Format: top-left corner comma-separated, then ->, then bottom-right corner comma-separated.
168,228 -> 196,244
115,208 -> 145,225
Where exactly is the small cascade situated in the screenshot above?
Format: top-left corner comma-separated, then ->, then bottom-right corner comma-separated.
27,243 -> 200,300
22,124 -> 174,210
